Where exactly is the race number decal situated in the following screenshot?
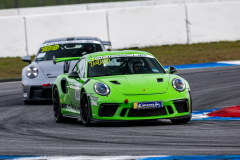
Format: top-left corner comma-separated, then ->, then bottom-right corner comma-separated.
89,58 -> 110,67
41,45 -> 59,52
37,52 -> 46,58
75,84 -> 80,101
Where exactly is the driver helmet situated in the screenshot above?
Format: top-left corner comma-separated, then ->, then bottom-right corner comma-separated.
128,59 -> 145,73
84,43 -> 94,53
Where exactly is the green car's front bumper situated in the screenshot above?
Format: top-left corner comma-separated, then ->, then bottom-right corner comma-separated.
88,91 -> 192,122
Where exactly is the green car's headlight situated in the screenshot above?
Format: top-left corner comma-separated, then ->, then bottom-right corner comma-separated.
94,82 -> 110,96
26,66 -> 38,78
172,78 -> 185,92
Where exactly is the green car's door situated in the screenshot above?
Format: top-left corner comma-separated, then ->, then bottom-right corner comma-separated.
67,58 -> 86,116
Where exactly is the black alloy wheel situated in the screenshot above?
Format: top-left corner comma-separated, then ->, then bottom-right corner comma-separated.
53,87 -> 65,123
80,91 -> 91,126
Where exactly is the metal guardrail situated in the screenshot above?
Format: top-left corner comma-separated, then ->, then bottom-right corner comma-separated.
0,0 -> 133,9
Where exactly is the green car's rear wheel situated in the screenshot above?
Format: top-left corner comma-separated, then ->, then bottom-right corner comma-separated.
53,87 -> 66,123
80,91 -> 91,126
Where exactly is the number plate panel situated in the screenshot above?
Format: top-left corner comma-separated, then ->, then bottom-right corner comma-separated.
133,101 -> 163,110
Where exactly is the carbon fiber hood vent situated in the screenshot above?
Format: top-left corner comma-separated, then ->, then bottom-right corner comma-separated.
110,81 -> 120,85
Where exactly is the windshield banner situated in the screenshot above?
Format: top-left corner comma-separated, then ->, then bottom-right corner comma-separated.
41,40 -> 101,47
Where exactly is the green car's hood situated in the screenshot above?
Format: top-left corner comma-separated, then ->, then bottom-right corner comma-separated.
97,74 -> 169,95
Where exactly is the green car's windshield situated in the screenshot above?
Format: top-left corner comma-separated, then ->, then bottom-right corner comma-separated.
87,55 -> 166,77
35,42 -> 103,61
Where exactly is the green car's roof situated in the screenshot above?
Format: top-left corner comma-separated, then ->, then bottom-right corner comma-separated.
87,50 -> 151,58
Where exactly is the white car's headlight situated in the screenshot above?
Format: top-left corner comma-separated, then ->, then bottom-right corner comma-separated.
26,66 -> 38,78
172,78 -> 185,92
94,82 -> 110,96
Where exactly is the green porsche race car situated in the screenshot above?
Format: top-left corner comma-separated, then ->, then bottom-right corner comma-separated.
52,50 -> 192,126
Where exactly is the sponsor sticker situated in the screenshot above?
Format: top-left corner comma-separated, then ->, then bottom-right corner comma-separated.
41,40 -> 101,47
91,101 -> 98,106
37,52 -> 46,58
133,101 -> 163,109
88,58 -> 110,67
46,73 -> 60,78
75,84 -> 80,101
90,96 -> 98,101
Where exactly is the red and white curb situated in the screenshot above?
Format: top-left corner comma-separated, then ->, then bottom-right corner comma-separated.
191,105 -> 240,121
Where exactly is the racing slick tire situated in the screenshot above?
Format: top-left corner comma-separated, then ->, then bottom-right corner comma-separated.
80,91 -> 91,126
23,100 -> 32,105
53,87 -> 67,123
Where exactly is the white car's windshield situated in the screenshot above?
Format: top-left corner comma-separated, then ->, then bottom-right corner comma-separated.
87,55 -> 166,77
36,42 -> 102,61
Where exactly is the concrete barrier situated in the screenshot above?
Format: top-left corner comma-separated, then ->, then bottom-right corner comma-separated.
155,0 -> 220,5
18,4 -> 87,16
107,5 -> 187,49
0,9 -> 18,17
1,1 -> 240,57
187,2 -> 240,43
88,1 -> 156,10
25,11 -> 108,55
0,16 -> 26,57
0,0 -> 229,17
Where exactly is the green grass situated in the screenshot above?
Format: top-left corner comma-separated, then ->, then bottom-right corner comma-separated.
0,56 -> 35,79
0,41 -> 240,79
133,41 -> 240,66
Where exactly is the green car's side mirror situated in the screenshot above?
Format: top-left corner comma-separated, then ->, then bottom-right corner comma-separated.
169,66 -> 177,74
68,71 -> 80,79
22,55 -> 31,64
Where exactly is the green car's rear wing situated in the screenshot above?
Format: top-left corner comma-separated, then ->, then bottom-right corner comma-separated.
102,41 -> 111,46
53,56 -> 81,64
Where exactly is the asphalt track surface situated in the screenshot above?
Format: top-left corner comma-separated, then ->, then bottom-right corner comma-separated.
0,65 -> 240,156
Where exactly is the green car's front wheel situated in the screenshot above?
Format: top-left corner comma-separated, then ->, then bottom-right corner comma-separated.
80,91 -> 91,126
53,87 -> 66,123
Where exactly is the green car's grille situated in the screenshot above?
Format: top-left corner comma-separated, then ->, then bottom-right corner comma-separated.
120,108 -> 128,117
30,86 -> 52,99
174,100 -> 189,113
98,104 -> 119,117
166,106 -> 174,114
127,107 -> 167,117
